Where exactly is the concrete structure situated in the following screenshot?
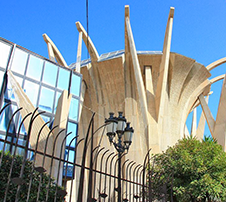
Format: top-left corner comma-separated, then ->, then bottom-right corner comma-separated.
1,4 -> 226,201
70,6 -> 226,163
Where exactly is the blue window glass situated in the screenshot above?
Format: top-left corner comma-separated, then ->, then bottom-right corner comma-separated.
0,41 -> 11,69
2,136 -> 12,152
14,74 -> 23,90
57,68 -> 70,90
0,71 -> 4,86
54,91 -> 62,113
5,75 -> 23,102
40,115 -> 51,124
14,75 -> 23,86
0,134 -> 6,151
66,122 -> 77,147
65,149 -> 75,163
71,74 -> 81,96
63,149 -> 75,178
0,71 -> 5,98
17,116 -> 27,135
42,62 -> 58,87
26,55 -> 43,81
16,138 -> 26,156
0,103 -> 17,133
4,82 -> 13,100
69,98 -> 79,121
11,48 -> 28,74
39,86 -> 54,113
23,80 -> 39,105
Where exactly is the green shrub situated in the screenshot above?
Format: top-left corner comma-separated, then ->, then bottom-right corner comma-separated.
149,137 -> 226,202
0,151 -> 64,201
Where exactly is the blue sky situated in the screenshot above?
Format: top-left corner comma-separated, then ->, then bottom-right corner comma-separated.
1,1 -> 226,66
1,0 -> 226,136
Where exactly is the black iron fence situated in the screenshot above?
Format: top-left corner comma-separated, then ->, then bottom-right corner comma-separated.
0,104 -> 173,201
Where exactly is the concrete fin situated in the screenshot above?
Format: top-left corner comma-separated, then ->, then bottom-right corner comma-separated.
179,63 -> 211,105
196,94 -> 210,140
47,42 -> 55,62
198,94 -> 215,137
7,70 -> 53,170
206,57 -> 226,71
184,125 -> 190,138
52,90 -> 72,185
75,22 -> 99,62
76,32 -> 83,73
78,81 -> 86,121
191,107 -> 197,137
169,54 -> 195,102
213,74 -> 226,151
125,6 -> 149,128
155,7 -> 174,121
42,33 -> 68,67
124,5 -> 149,153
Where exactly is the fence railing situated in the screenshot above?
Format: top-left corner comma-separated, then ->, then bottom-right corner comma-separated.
0,103 -> 173,201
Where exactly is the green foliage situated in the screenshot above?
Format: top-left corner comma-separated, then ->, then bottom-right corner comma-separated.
151,137 -> 226,202
0,151 -> 64,201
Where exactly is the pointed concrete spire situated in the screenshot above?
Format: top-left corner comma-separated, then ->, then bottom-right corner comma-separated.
76,31 -> 83,73
125,5 -> 149,127
74,30 -> 86,120
47,42 -> 55,62
124,5 -> 150,152
75,21 -> 99,62
43,33 -> 68,67
155,7 -> 174,121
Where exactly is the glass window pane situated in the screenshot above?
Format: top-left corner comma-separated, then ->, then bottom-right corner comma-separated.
14,76 -> 23,86
4,136 -> 12,152
24,80 -> 39,105
57,68 -> 70,90
66,122 -> 77,147
71,74 -> 81,96
4,83 -> 13,101
0,134 -> 6,151
0,41 -> 11,69
0,103 -> 17,133
5,74 -> 23,102
66,150 -> 75,164
64,149 -> 75,177
11,48 -> 28,74
69,98 -> 79,121
39,87 -> 54,113
54,91 -> 62,113
16,138 -> 26,156
26,55 -> 43,81
0,71 -> 5,89
17,116 -> 27,135
42,62 -> 58,87
41,115 -> 51,124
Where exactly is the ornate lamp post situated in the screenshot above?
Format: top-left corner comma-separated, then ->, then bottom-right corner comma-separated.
105,112 -> 134,202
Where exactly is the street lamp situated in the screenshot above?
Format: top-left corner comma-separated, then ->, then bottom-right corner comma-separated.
105,112 -> 134,202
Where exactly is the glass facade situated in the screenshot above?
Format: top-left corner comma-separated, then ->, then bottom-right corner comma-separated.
0,37 -> 82,177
